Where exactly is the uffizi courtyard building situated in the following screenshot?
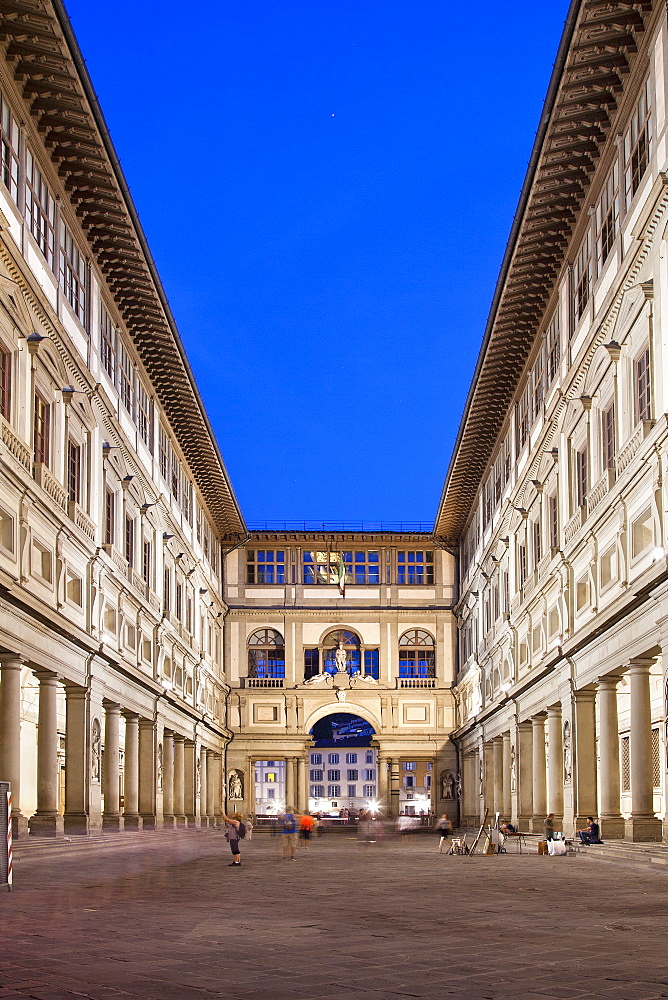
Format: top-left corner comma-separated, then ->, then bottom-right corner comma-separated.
1,0 -> 668,848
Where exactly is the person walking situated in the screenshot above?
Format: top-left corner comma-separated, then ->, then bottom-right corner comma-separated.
436,814 -> 453,853
280,807 -> 298,860
299,810 -> 315,849
245,815 -> 254,841
221,809 -> 244,867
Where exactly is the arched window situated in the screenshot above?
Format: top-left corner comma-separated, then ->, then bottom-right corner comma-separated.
399,629 -> 435,678
322,629 -> 361,675
248,628 -> 285,678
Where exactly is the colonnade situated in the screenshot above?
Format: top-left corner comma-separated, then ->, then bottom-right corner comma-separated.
0,654 -> 225,837
460,658 -> 663,841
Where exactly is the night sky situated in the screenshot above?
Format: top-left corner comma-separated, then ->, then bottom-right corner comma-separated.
63,0 -> 570,524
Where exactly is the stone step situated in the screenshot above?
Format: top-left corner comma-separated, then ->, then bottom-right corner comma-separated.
582,842 -> 668,867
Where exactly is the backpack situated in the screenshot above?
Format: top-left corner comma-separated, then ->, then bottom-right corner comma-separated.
236,821 -> 246,840
282,814 -> 296,834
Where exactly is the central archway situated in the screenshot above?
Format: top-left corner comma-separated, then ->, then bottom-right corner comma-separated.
306,710 -> 379,816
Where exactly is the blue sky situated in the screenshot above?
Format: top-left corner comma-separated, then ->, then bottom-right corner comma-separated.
64,0 -> 570,525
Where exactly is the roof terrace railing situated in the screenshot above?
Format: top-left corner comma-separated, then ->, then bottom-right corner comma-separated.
246,520 -> 434,534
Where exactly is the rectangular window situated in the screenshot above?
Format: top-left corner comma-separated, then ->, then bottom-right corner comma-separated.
328,785 -> 341,798
142,539 -> 151,586
304,648 -> 319,679
67,440 -> 80,504
33,392 -> 50,466
404,775 -> 414,788
397,551 -> 434,585
546,311 -> 560,384
310,769 -> 323,782
0,343 -> 10,420
344,550 -> 380,585
104,488 -> 115,546
530,347 -> 544,423
159,426 -> 169,481
163,567 -> 171,613
363,784 -> 375,798
0,92 -> 19,202
310,785 -> 324,798
365,751 -> 374,764
346,784 -> 356,798
532,519 -> 541,569
364,649 -> 379,679
347,769 -> 358,781
118,340 -> 133,415
596,162 -> 619,271
602,402 -> 615,469
576,447 -> 588,508
518,542 -> 527,588
175,582 -> 183,621
363,768 -> 375,781
60,224 -> 87,325
328,753 -> 339,765
403,762 -> 417,771
549,493 -> 558,550
625,78 -> 652,204
246,549 -> 286,584
135,378 -> 151,447
573,230 -> 592,323
125,515 -> 134,568
100,306 -> 116,381
267,788 -> 275,799
345,753 -> 357,764
516,381 -> 530,452
635,345 -> 651,422
311,753 -> 322,765
25,150 -> 55,268
327,769 -> 340,782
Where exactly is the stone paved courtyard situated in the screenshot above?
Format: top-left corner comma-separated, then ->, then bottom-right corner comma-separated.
2,830 -> 668,1000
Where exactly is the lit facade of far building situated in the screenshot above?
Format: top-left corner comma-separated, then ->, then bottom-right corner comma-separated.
439,0 -> 668,842
223,528 -> 459,822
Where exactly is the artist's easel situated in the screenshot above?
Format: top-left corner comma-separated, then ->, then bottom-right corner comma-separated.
469,811 -> 504,857
467,808 -> 489,856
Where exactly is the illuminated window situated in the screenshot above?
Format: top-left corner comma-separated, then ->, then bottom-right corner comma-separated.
397,551 -> 434,585
398,630 -> 435,678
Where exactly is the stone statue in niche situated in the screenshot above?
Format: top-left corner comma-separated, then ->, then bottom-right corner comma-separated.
157,742 -> 163,792
563,720 -> 572,783
441,770 -> 456,799
196,755 -> 201,794
91,718 -> 101,782
510,744 -> 516,793
334,642 -> 348,673
479,757 -> 484,798
228,769 -> 243,799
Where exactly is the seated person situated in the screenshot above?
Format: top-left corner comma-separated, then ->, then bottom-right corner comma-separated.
500,821 -> 516,835
577,816 -> 602,845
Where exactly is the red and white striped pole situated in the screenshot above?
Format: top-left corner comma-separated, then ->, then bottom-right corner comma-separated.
6,789 -> 12,890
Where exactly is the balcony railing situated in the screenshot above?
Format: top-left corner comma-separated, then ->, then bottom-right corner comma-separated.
564,506 -> 583,544
397,677 -> 436,688
68,500 -> 96,541
244,677 -> 284,688
34,462 -> 67,512
1,417 -> 30,471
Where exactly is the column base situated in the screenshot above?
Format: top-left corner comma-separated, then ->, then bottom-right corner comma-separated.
175,814 -> 187,828
64,812 -> 89,836
28,812 -> 63,838
200,816 -> 210,828
599,816 -> 625,840
140,814 -> 157,830
625,815 -> 663,842
517,815 -> 531,833
186,815 -> 199,828
529,816 -> 546,835
162,815 -> 176,829
123,814 -> 143,831
102,814 -> 123,832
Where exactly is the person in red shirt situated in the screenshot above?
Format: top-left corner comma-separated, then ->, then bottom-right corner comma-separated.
299,811 -> 316,850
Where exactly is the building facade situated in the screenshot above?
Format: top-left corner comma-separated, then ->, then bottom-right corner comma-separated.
437,0 -> 668,841
0,0 -> 245,836
223,530 -> 459,819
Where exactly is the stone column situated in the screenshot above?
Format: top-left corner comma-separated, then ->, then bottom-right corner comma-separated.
483,742 -> 494,817
199,748 -> 208,827
122,712 -> 141,830
517,721 -> 533,832
297,755 -> 307,813
626,659 -> 662,841
531,714 -> 547,833
246,754 -> 255,816
285,756 -> 295,809
184,739 -> 197,826
0,655 -> 28,837
502,732 -> 512,819
162,730 -> 175,828
573,688 -> 597,831
64,684 -> 89,835
138,718 -> 156,830
213,752 -> 223,823
461,753 -> 476,825
29,670 -> 63,837
173,735 -> 186,826
546,705 -> 563,824
206,750 -> 216,824
389,757 -> 400,817
492,737 -> 504,818
377,752 -> 389,813
102,701 -> 122,831
597,676 -> 624,839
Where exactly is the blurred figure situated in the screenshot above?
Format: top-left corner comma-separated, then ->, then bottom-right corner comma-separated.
280,807 -> 298,860
436,814 -> 453,853
299,811 -> 315,849
396,813 -> 412,841
245,815 -> 254,841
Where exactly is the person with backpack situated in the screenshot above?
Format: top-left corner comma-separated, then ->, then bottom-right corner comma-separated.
221,809 -> 246,867
280,807 -> 298,860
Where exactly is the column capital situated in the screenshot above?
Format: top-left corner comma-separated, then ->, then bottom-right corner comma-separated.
0,654 -> 26,669
138,717 -> 156,731
33,668 -> 59,685
546,703 -> 562,718
173,733 -> 186,744
531,712 -> 547,723
122,709 -> 139,722
65,682 -> 87,699
626,657 -> 656,674
102,698 -> 121,711
573,687 -> 597,703
597,673 -> 623,690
